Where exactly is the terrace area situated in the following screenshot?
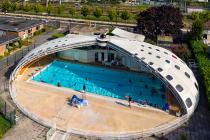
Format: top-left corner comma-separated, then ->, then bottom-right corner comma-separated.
13,56 -> 176,135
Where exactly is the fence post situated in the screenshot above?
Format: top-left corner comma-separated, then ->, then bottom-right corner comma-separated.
21,49 -> 23,58
14,53 -> 16,63
7,57 -> 9,66
4,102 -> 6,115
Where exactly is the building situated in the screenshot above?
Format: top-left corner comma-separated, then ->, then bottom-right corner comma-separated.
10,28 -> 199,139
0,17 -> 44,40
0,35 -> 20,56
203,20 -> 210,53
187,6 -> 205,14
157,35 -> 173,48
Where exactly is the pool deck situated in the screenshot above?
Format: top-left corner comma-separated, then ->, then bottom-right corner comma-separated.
13,59 -> 176,135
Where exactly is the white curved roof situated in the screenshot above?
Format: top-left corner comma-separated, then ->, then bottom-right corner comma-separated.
109,36 -> 199,115
112,28 -> 145,42
17,33 -> 199,116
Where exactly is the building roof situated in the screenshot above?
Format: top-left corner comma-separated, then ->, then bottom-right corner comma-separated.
112,28 -> 145,42
14,30 -> 199,117
0,17 -> 44,32
0,35 -> 19,45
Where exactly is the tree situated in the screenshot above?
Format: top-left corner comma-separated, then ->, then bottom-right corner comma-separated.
46,3 -> 53,15
69,7 -> 76,16
136,5 -> 183,40
57,5 -> 64,15
34,4 -> 44,13
93,7 -> 103,18
108,9 -> 117,22
121,10 -> 131,23
191,19 -> 204,40
1,0 -> 11,12
23,2 -> 31,12
81,6 -> 89,17
11,2 -> 19,11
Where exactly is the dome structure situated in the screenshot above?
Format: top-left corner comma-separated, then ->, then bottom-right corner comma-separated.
9,30 -> 199,138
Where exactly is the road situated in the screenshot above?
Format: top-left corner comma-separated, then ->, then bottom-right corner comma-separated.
0,12 -> 136,28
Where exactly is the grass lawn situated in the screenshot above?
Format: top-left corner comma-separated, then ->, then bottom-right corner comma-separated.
0,115 -> 11,138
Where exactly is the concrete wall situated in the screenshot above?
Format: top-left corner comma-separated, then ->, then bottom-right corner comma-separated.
0,44 -> 6,56
58,49 -> 148,72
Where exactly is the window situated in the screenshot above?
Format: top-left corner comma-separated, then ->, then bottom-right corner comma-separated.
149,62 -> 153,65
172,55 -> 177,59
157,67 -> 163,72
148,47 -> 152,49
165,60 -> 170,63
36,26 -> 40,30
185,98 -> 192,108
135,53 -> 138,55
141,57 -> 145,60
156,56 -> 161,59
148,52 -> 152,55
164,51 -> 168,55
185,72 -> 190,79
176,84 -> 183,92
141,45 -> 144,47
156,49 -> 160,51
141,49 -> 144,51
175,65 -> 180,70
194,83 -> 198,90
166,75 -> 173,81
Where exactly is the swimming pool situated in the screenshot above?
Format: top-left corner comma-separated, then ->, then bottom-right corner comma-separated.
33,60 -> 166,108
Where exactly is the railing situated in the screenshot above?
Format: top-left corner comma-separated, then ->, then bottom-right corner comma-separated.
63,114 -> 188,139
9,37 -> 193,139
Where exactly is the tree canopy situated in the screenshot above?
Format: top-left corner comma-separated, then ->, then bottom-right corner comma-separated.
93,7 -> 103,18
23,2 -> 31,12
81,6 -> 89,17
34,4 -> 44,13
136,5 -> 183,40
191,19 -> 204,40
121,10 -> 131,23
69,7 -> 76,16
108,9 -> 117,21
1,0 -> 11,12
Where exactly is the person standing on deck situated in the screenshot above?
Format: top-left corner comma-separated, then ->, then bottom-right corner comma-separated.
82,84 -> 86,99
128,95 -> 132,107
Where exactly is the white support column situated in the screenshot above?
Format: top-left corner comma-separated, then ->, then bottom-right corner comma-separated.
104,52 -> 108,62
98,52 -> 102,62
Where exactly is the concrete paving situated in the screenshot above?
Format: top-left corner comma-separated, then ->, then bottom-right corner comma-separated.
13,59 -> 175,135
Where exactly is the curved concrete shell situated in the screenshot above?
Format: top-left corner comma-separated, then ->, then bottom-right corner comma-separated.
9,33 -> 199,138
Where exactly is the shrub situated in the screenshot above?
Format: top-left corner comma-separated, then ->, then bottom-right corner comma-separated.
190,40 -> 210,108
51,33 -> 65,39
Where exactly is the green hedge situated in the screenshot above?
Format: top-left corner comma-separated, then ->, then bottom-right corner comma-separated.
190,40 -> 210,108
0,116 -> 11,138
51,33 -> 65,39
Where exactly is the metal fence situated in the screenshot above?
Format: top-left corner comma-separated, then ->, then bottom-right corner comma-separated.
0,44 -> 37,71
0,96 -> 16,125
0,44 -> 38,125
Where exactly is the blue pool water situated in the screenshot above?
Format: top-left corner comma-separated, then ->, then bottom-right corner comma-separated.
33,60 -> 166,108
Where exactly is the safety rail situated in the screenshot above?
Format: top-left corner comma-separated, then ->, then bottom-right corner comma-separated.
63,114 -> 188,139
9,37 -> 194,139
